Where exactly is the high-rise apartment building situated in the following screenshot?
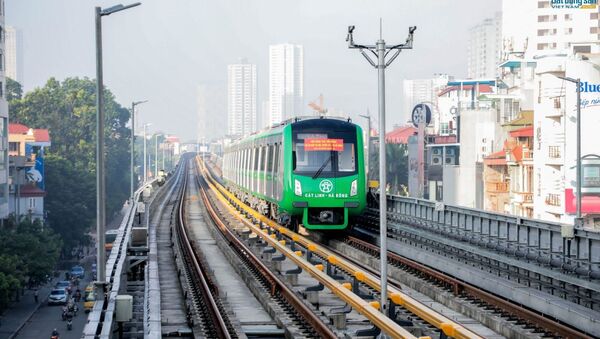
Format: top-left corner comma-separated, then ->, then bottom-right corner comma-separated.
268,44 -> 304,125
467,12 -> 502,79
227,61 -> 257,137
5,26 -> 23,84
0,3 -> 10,220
502,0 -> 600,58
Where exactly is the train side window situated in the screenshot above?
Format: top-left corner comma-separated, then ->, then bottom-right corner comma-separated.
267,145 -> 274,172
262,146 -> 268,171
253,147 -> 258,171
273,144 -> 279,175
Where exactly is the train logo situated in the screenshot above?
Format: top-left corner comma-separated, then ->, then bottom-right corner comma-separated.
319,179 -> 334,193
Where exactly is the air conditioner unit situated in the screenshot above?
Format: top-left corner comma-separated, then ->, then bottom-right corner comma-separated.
432,148 -> 441,155
445,154 -> 457,165
446,148 -> 455,156
432,155 -> 442,165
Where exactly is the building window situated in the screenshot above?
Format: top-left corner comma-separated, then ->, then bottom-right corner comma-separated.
565,27 -> 573,35
564,14 -> 573,21
591,27 -> 599,34
574,45 -> 591,54
29,198 -> 35,209
538,1 -> 550,8
591,12 -> 599,20
8,142 -> 17,152
440,122 -> 450,135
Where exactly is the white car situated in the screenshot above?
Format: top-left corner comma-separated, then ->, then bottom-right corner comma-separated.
48,289 -> 68,305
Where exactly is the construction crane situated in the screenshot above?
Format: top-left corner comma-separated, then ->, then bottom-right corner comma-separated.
308,94 -> 328,116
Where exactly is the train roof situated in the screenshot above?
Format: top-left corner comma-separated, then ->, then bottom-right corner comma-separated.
227,116 -> 357,148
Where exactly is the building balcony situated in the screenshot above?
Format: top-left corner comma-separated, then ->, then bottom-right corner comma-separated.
513,191 -> 534,205
545,98 -> 564,118
546,145 -> 563,165
486,181 -> 510,193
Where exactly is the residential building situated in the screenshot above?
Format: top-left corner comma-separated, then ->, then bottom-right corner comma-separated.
502,0 -> 600,59
533,54 -> 600,228
0,5 -> 9,220
5,26 -> 23,84
227,60 -> 257,137
8,123 -> 50,221
430,80 -> 503,208
268,44 -> 304,125
467,12 -> 502,79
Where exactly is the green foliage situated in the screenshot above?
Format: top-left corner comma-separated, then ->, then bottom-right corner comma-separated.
9,77 -> 132,250
369,143 -> 408,195
6,77 -> 23,102
0,218 -> 61,310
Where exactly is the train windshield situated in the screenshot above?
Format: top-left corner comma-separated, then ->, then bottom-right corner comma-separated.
293,129 -> 357,177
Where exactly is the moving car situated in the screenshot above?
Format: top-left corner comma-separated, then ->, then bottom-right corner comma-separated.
70,265 -> 85,278
48,289 -> 68,305
84,284 -> 95,312
55,280 -> 71,291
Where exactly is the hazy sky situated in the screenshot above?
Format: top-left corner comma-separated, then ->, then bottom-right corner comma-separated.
7,0 -> 500,141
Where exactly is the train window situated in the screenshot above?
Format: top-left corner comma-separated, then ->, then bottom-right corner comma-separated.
253,147 -> 259,171
338,143 -> 356,172
267,145 -> 274,172
273,144 -> 279,175
261,146 -> 267,171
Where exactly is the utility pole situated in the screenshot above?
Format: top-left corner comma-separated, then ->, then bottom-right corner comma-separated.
143,123 -> 151,182
347,23 -> 416,321
155,134 -> 159,177
557,76 -> 582,227
130,100 -> 147,201
95,2 -> 141,287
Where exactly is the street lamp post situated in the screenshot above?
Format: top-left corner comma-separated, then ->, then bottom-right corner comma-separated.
154,133 -> 161,177
95,2 -> 141,286
557,76 -> 582,226
143,123 -> 151,182
347,24 -> 416,319
130,100 -> 147,201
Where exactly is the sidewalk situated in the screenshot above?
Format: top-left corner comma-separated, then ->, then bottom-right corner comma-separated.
0,277 -> 58,339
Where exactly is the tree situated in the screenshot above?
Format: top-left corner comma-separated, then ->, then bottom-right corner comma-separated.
6,77 -> 23,102
9,77 -> 132,251
370,143 -> 409,195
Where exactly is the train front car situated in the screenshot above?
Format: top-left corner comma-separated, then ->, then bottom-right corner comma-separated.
282,118 -> 366,230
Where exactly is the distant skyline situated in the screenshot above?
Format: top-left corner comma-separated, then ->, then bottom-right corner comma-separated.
6,0 -> 501,141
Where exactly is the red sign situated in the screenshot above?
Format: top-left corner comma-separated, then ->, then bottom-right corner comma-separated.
304,138 -> 344,151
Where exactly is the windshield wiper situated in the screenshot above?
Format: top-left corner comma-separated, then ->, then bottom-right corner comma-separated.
312,152 -> 333,179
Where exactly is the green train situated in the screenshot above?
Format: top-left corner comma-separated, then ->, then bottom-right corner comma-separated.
222,117 -> 366,231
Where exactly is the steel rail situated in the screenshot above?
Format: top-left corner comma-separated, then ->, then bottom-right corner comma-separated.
193,162 -> 338,339
196,156 -> 473,339
345,235 -> 593,339
176,160 -> 232,339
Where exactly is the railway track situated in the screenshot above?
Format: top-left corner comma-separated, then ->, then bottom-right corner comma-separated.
198,156 -> 499,339
354,209 -> 598,338
172,158 -> 236,338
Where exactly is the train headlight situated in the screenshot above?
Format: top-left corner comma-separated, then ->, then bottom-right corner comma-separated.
350,180 -> 357,196
294,179 -> 302,196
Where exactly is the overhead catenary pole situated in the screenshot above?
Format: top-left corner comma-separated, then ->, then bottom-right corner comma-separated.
347,23 -> 416,320
130,100 -> 147,201
155,134 -> 159,177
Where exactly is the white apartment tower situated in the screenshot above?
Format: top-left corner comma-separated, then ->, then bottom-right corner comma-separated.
0,2 -> 9,219
502,0 -> 600,58
467,12 -> 502,79
269,44 -> 304,125
5,26 -> 23,84
227,61 -> 257,137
